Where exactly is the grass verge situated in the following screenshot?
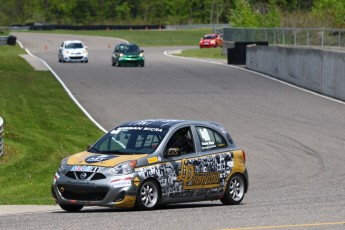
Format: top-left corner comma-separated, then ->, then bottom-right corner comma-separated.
176,47 -> 226,59
0,45 -> 104,204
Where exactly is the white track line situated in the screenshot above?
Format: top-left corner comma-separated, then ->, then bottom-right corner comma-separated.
17,40 -> 107,133
164,50 -> 345,105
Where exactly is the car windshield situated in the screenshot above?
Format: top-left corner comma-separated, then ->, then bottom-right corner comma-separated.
89,126 -> 168,154
203,35 -> 216,39
66,43 -> 83,49
120,45 -> 140,54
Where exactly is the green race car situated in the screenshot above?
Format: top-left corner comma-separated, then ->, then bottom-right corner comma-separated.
112,43 -> 144,67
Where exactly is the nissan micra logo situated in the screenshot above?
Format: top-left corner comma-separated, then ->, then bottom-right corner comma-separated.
80,172 -> 87,179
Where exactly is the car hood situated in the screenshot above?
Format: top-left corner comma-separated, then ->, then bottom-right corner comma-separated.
66,48 -> 86,53
66,151 -> 148,167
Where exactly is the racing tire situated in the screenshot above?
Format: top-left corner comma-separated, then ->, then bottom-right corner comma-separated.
220,174 -> 245,205
59,204 -> 84,212
135,180 -> 160,210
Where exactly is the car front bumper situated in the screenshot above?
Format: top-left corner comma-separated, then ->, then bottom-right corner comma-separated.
51,171 -> 140,208
62,54 -> 88,62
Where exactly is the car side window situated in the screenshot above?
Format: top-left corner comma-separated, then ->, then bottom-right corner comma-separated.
196,127 -> 228,151
165,127 -> 195,155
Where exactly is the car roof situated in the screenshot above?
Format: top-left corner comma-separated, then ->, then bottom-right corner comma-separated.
118,119 -> 221,130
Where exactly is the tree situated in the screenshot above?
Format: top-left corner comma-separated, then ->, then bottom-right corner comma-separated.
229,0 -> 259,27
312,0 -> 345,28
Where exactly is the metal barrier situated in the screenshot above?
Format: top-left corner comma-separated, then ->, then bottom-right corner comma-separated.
223,28 -> 345,50
0,36 -> 8,46
0,116 -> 3,157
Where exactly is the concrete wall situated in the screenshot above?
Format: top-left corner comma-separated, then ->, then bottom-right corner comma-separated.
246,46 -> 345,101
222,41 -> 234,55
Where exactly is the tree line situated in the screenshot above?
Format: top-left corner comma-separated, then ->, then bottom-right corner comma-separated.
0,0 -> 344,28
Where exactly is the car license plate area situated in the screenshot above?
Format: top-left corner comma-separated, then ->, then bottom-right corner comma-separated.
70,56 -> 83,60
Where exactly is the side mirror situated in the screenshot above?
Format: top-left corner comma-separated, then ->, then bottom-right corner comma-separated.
165,148 -> 181,157
141,49 -> 144,53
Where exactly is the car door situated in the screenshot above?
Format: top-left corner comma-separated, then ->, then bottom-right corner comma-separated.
161,125 -> 231,201
193,126 -> 233,196
159,126 -> 203,201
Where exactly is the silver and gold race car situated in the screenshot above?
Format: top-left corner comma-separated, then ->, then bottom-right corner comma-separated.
51,119 -> 248,212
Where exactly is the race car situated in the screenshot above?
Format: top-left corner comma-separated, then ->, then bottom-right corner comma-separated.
52,119 -> 248,212
112,43 -> 144,67
199,33 -> 223,48
58,40 -> 88,63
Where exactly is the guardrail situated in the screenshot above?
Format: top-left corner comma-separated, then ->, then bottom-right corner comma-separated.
223,27 -> 345,50
0,116 -> 3,157
0,36 -> 8,46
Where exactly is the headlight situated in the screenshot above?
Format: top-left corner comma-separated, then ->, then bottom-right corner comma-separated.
140,53 -> 144,57
58,158 -> 68,172
109,160 -> 137,175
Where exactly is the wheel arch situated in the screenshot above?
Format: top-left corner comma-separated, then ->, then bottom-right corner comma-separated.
226,171 -> 248,194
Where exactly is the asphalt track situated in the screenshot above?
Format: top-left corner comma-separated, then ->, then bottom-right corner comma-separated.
1,32 -> 345,230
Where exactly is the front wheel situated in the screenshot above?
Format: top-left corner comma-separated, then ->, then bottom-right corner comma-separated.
59,204 -> 84,212
135,180 -> 160,210
221,174 -> 245,205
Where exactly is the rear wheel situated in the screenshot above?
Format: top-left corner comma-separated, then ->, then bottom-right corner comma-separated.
135,180 -> 160,210
59,204 -> 84,212
221,174 -> 245,205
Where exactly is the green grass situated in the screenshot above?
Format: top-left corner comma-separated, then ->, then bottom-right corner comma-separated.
32,28 -> 214,47
0,45 -> 104,204
177,47 -> 226,59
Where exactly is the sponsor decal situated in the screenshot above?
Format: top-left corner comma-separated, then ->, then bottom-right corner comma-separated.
113,180 -> 132,188
112,177 -> 132,188
177,159 -> 220,190
148,156 -> 159,164
133,177 -> 141,187
67,181 -> 95,186
71,165 -> 100,172
113,126 -> 164,133
85,155 -> 117,163
136,152 -> 233,199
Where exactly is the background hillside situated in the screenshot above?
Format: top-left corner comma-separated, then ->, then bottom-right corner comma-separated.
0,0 -> 344,28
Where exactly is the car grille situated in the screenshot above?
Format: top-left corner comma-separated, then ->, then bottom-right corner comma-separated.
58,185 -> 109,201
65,171 -> 106,180
70,56 -> 83,60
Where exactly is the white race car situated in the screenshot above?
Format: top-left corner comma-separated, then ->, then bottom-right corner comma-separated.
58,40 -> 88,63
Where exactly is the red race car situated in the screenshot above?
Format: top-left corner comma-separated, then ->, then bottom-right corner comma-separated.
199,33 -> 223,48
